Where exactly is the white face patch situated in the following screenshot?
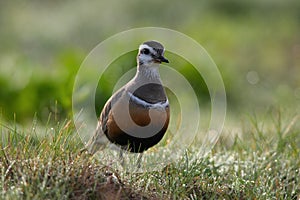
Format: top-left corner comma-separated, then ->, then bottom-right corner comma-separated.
138,53 -> 154,65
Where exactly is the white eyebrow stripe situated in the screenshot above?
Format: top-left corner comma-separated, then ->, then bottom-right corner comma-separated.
139,44 -> 156,55
127,91 -> 169,109
139,44 -> 151,50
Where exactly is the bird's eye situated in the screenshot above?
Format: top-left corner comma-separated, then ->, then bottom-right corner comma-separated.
141,48 -> 150,55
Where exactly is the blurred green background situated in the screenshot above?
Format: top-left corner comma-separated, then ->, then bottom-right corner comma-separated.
0,0 -> 299,123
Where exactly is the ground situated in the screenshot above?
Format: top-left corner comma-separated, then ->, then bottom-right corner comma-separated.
0,113 -> 299,199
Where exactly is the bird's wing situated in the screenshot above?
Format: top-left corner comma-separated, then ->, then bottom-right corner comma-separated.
86,88 -> 125,154
99,88 -> 125,135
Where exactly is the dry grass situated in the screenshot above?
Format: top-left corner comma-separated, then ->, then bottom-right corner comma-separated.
1,112 -> 299,199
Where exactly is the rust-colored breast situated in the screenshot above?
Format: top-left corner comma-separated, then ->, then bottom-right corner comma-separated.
103,90 -> 170,153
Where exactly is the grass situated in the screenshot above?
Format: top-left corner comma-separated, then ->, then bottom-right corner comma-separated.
0,112 -> 299,199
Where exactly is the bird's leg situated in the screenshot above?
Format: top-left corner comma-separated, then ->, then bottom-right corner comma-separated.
136,153 -> 143,169
119,149 -> 125,167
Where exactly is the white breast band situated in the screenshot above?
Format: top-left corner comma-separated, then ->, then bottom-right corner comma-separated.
127,91 -> 169,109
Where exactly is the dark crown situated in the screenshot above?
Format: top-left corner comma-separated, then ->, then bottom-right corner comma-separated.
143,41 -> 165,55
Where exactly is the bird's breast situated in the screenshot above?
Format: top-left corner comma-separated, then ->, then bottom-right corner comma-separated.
104,89 -> 170,153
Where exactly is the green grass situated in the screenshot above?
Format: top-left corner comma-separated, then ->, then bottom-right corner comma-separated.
0,113 -> 299,199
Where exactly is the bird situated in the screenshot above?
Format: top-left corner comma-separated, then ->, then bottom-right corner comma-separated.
86,40 -> 170,166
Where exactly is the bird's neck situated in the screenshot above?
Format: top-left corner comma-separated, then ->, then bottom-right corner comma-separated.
135,64 -> 161,82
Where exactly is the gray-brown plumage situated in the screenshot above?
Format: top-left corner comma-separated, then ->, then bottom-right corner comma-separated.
86,41 -> 170,155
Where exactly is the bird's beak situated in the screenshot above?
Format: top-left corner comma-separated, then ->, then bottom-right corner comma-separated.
157,55 -> 169,63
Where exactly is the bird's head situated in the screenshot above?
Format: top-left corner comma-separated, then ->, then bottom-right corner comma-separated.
137,41 -> 169,67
